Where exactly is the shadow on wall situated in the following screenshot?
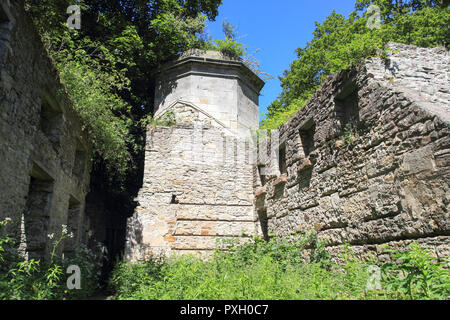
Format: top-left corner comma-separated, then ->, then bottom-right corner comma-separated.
298,166 -> 314,190
298,118 -> 316,189
154,76 -> 178,115
0,1 -> 13,68
257,209 -> 269,241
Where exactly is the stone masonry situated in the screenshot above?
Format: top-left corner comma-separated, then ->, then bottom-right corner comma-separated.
153,49 -> 263,139
0,0 -> 92,260
4,0 -> 447,264
124,50 -> 264,260
126,43 -> 449,261
255,42 -> 449,260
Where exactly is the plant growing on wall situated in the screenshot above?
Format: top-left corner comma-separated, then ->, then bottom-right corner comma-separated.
380,243 -> 450,300
145,110 -> 177,127
211,19 -> 245,58
200,19 -> 271,81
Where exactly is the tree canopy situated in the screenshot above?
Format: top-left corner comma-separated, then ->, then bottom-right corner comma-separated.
260,0 -> 449,131
25,0 -> 225,197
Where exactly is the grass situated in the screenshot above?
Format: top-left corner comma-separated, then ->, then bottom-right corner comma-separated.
2,215 -> 448,301
108,233 -> 450,300
0,219 -> 102,300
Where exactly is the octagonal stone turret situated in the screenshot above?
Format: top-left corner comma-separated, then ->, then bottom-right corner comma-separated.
153,49 -> 265,138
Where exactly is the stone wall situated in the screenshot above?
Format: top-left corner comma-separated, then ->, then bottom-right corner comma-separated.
9,0 -> 448,268
125,49 -> 265,261
255,43 -> 449,260
0,0 -> 92,260
127,43 -> 449,261
374,42 -> 449,107
125,102 -> 258,261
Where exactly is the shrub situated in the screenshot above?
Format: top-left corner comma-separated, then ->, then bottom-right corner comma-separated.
108,232 -> 366,300
380,243 -> 450,300
0,219 -> 102,300
109,233 -> 449,300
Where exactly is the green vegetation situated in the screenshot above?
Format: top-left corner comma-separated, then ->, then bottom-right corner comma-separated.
24,0 -> 260,196
25,0 -> 224,192
15,0 -> 449,301
200,19 -> 270,79
2,216 -> 448,300
147,110 -> 177,127
381,243 -> 450,300
108,232 -> 450,300
0,219 -> 101,300
205,19 -> 246,58
260,0 -> 449,131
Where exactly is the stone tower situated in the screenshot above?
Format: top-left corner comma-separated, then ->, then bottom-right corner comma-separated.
153,49 -> 264,138
125,50 -> 265,260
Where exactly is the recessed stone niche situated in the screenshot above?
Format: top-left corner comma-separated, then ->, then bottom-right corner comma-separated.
39,98 -> 63,150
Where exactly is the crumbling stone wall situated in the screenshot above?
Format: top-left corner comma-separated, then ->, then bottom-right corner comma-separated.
377,42 -> 449,107
255,43 -> 449,260
0,1 -> 92,260
127,43 -> 448,261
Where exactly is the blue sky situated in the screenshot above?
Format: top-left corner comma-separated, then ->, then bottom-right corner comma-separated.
205,0 -> 357,121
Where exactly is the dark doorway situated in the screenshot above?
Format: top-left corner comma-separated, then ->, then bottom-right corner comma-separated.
24,164 -> 55,260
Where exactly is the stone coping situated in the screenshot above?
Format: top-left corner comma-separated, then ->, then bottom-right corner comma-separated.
155,50 -> 265,93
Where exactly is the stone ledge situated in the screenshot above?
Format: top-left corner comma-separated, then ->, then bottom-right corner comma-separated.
297,158 -> 313,172
255,187 -> 267,198
164,235 -> 176,243
272,175 -> 287,187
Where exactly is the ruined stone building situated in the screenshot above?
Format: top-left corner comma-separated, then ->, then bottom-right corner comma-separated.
255,43 -> 449,260
124,50 -> 265,259
0,0 -> 92,260
1,1 -> 448,264
125,43 -> 449,262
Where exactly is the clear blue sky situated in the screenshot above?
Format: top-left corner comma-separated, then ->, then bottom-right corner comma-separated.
205,0 -> 357,121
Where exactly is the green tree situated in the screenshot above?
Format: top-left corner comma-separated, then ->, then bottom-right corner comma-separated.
21,1 -> 224,254
24,0 -> 223,192
209,19 -> 246,58
202,19 -> 270,80
261,0 -> 449,131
